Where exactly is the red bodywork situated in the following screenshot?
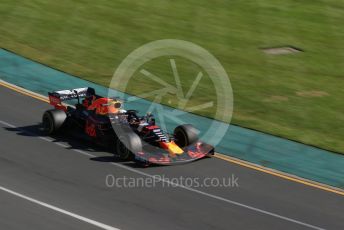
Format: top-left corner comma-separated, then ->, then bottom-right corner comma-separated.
48,94 -> 67,112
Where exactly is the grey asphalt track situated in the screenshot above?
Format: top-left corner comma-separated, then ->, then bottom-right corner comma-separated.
0,85 -> 343,230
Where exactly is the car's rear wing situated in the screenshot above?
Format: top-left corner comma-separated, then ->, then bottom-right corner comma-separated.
48,87 -> 95,109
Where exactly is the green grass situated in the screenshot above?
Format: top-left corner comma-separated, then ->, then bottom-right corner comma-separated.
0,0 -> 343,153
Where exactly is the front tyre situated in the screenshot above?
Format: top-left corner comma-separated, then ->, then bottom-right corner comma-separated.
115,132 -> 142,161
42,109 -> 67,134
174,124 -> 199,147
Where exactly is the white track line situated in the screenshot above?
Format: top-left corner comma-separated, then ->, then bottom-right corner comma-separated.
0,186 -> 119,230
0,120 -> 326,230
0,120 -> 120,230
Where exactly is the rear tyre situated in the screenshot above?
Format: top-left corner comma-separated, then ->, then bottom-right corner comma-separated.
115,132 -> 142,161
42,109 -> 67,134
174,124 -> 199,147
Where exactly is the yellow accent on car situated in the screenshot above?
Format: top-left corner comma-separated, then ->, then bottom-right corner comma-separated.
166,142 -> 184,155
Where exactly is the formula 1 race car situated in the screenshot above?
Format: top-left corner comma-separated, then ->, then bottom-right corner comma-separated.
42,87 -> 214,165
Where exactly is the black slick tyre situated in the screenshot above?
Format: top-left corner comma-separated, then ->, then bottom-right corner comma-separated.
42,109 -> 67,134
